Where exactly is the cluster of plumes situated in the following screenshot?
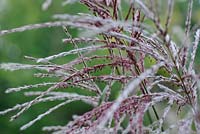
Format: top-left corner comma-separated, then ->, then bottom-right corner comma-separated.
0,0 -> 200,134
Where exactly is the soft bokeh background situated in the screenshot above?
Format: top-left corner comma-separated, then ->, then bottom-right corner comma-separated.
0,0 -> 200,134
0,1 -> 92,134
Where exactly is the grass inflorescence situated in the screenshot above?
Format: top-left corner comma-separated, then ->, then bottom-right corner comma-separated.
0,0 -> 200,134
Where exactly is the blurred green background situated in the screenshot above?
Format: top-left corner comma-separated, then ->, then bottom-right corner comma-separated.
0,0 -> 200,134
0,1 -> 93,134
